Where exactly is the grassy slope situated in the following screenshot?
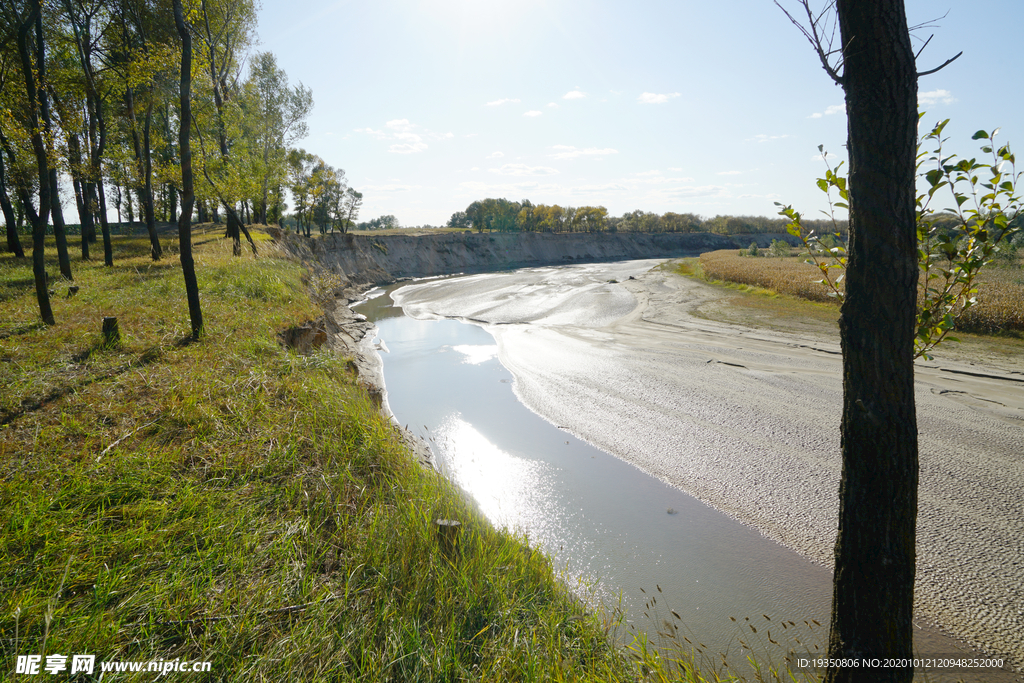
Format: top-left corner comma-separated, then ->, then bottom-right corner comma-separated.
1,232 -> 641,682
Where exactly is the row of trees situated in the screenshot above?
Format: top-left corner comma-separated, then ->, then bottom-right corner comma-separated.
285,148 -> 362,236
0,0 -> 344,263
449,198 -> 848,236
0,0 -> 355,330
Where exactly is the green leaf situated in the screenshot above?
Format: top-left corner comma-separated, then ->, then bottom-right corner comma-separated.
972,130 -> 989,140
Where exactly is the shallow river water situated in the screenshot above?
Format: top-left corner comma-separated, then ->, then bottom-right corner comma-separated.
354,264 -> 1020,682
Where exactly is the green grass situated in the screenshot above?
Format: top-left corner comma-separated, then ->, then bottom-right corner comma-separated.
0,232 -> 642,682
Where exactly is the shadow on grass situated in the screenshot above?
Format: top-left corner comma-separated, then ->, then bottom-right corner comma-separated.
0,321 -> 47,339
0,345 -> 164,427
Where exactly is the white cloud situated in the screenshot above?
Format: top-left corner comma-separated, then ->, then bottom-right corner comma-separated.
523,110 -> 543,117
717,170 -> 742,175
356,119 -> 451,154
919,89 -> 956,106
549,145 -> 618,160
634,170 -> 661,177
486,151 -> 504,159
563,90 -> 586,100
486,98 -> 521,106
389,142 -> 428,154
667,167 -> 683,172
808,112 -> 823,119
638,92 -> 681,104
825,104 -> 846,115
547,102 -> 559,108
488,163 -> 559,176
750,134 -> 790,143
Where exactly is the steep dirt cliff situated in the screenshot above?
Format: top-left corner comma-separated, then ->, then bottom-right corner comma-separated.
294,230 -> 777,284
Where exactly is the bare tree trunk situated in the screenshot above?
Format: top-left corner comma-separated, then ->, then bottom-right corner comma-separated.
27,10 -> 72,281
126,86 -> 161,259
89,89 -> 113,265
67,132 -> 92,259
141,102 -> 158,257
174,0 -> 201,339
125,185 -> 134,225
824,2 -> 919,682
1,143 -> 26,258
13,0 -> 54,323
46,168 -> 72,279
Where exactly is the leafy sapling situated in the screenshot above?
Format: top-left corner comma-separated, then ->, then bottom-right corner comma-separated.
776,119 -> 1021,359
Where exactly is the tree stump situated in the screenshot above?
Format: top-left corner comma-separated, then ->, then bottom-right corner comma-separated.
435,519 -> 461,559
102,316 -> 120,345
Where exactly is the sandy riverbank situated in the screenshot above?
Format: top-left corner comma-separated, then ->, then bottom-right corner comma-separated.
390,260 -> 1024,674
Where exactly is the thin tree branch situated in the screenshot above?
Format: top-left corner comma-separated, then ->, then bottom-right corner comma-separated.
914,34 -> 933,61
773,0 -> 844,85
917,51 -> 962,77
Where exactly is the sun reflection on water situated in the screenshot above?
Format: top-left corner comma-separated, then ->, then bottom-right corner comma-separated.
434,415 -> 555,531
451,344 -> 499,365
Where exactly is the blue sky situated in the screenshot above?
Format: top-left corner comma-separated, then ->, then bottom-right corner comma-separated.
255,0 -> 1022,227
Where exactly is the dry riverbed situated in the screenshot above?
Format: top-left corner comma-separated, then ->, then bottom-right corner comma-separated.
388,259 -> 1024,675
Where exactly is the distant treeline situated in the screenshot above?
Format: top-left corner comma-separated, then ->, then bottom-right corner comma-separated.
447,198 -> 850,236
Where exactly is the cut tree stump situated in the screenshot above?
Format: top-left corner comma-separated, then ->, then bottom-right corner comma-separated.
102,316 -> 120,345
435,519 -> 462,559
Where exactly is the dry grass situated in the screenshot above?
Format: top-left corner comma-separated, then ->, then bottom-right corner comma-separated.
700,250 -> 1024,333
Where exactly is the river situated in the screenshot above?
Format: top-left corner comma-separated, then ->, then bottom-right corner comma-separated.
354,259 -> 1023,681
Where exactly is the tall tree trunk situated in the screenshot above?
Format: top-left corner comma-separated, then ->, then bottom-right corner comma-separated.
95,173 -> 112,266
142,103 -> 158,258
13,0 -> 54,323
126,86 -> 161,259
84,181 -> 97,243
825,2 -> 919,682
0,145 -> 26,258
47,168 -> 72,279
68,133 -> 91,260
174,0 -> 201,339
200,0 -> 257,257
71,6 -> 112,265
28,10 -> 71,281
125,184 -> 134,225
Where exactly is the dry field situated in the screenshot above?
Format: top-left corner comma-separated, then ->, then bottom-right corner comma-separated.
699,249 -> 1024,333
